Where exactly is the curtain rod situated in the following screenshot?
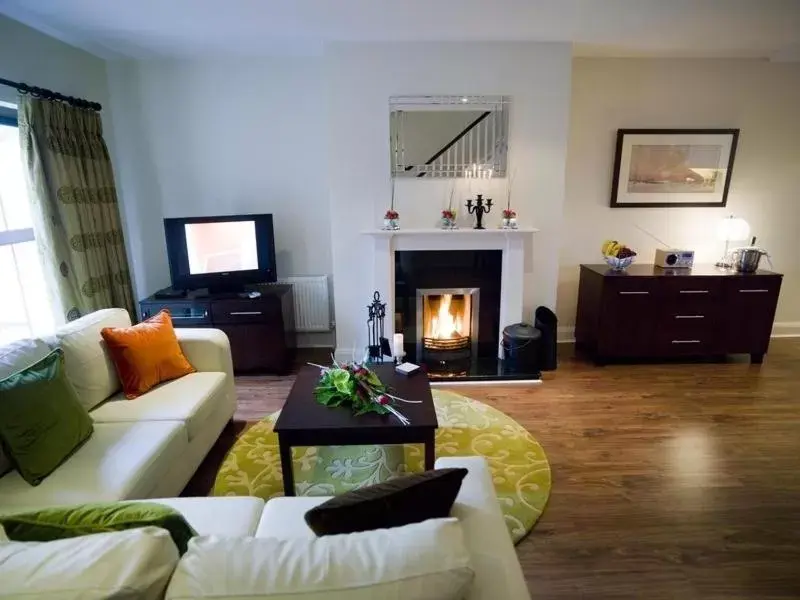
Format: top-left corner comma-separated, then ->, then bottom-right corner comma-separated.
0,76 -> 102,112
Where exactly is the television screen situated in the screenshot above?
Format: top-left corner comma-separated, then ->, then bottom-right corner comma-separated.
185,221 -> 258,274
164,214 -> 276,291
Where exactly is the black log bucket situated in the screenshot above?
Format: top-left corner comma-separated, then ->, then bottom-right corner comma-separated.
502,323 -> 541,373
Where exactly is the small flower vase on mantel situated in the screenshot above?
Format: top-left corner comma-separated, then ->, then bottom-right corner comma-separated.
440,209 -> 458,230
501,209 -> 518,230
382,210 -> 400,230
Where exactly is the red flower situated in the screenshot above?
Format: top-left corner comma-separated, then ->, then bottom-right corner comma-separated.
502,209 -> 516,218
385,210 -> 399,219
442,209 -> 455,219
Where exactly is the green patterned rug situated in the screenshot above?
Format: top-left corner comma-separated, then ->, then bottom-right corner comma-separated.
213,389 -> 551,543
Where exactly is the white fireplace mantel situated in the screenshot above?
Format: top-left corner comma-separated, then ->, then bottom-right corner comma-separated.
363,228 -> 538,357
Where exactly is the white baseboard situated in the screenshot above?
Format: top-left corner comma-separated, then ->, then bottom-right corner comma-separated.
297,331 -> 335,350
557,326 -> 576,344
556,322 -> 800,343
772,321 -> 800,338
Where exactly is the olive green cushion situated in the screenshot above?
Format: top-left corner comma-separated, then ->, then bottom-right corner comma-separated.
0,348 -> 93,485
0,502 -> 198,555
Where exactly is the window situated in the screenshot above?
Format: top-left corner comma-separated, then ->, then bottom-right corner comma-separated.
0,106 -> 55,344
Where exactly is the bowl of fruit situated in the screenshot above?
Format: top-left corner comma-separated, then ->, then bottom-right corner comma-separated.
601,240 -> 637,271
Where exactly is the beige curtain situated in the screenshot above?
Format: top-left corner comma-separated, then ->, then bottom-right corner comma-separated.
18,96 -> 135,322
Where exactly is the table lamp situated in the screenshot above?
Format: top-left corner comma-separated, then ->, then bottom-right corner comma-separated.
715,215 -> 750,268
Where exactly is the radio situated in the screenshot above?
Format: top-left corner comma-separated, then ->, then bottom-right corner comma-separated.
654,248 -> 694,269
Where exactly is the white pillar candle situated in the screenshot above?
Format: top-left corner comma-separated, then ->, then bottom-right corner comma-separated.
393,333 -> 404,356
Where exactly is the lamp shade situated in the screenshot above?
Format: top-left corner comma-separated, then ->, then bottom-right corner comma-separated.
717,215 -> 750,242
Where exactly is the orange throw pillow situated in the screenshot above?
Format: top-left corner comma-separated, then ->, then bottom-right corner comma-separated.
101,310 -> 195,399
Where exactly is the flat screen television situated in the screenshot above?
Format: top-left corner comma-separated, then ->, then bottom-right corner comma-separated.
164,214 -> 277,293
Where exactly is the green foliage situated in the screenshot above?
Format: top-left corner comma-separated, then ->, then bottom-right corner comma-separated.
314,364 -> 390,416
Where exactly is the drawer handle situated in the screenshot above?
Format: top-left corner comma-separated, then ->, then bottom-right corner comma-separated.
618,291 -> 649,295
675,315 -> 704,319
229,311 -> 263,316
739,289 -> 769,293
171,314 -> 206,320
672,340 -> 701,344
679,290 -> 709,294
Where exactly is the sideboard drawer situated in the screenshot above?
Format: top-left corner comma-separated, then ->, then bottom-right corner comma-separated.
663,277 -> 721,310
212,299 -> 281,324
656,315 -> 717,355
604,277 -> 657,295
141,301 -> 211,326
729,277 -> 782,296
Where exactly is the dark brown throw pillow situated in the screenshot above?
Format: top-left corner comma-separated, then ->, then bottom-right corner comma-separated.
304,467 -> 468,536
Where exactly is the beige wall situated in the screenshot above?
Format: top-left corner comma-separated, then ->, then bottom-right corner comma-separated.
559,58 -> 800,335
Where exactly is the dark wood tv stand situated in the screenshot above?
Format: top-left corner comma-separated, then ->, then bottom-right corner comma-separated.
140,285 -> 296,374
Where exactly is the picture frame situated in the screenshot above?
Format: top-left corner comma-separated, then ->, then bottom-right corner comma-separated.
610,128 -> 739,208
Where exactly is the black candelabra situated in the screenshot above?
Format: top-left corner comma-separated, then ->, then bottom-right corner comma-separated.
466,194 -> 493,230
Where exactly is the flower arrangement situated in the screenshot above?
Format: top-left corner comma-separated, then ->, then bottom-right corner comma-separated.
440,186 -> 458,229
382,179 -> 400,230
312,360 -> 413,424
501,171 -> 518,229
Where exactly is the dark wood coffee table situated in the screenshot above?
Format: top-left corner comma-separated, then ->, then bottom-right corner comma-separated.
274,364 -> 438,496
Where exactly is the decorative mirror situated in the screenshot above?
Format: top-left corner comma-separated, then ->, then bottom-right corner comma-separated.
390,95 -> 509,178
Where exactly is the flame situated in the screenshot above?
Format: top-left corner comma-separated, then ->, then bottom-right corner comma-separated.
427,294 -> 467,339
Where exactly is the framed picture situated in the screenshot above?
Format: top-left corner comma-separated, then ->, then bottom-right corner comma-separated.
610,129 -> 739,208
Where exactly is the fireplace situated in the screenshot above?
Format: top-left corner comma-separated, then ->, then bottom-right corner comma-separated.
365,227 -> 538,382
395,250 -> 500,376
417,288 -> 479,373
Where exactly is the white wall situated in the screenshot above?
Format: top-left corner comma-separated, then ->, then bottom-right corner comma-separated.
0,16 -> 109,110
327,42 -> 572,357
559,58 -> 800,334
105,57 -> 331,302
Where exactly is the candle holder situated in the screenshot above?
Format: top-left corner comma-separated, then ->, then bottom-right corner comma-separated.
466,194 -> 493,230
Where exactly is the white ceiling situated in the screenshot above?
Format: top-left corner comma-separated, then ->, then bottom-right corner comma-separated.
1,0 -> 799,60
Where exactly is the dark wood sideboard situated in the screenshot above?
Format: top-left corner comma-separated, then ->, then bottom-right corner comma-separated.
140,284 -> 296,374
575,264 -> 782,364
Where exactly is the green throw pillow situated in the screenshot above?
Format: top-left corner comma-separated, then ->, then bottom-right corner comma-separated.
0,348 -> 93,485
0,502 -> 198,555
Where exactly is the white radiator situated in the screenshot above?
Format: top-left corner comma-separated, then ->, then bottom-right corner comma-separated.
278,276 -> 331,332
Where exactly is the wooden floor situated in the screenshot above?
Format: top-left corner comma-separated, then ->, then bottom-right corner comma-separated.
193,340 -> 800,599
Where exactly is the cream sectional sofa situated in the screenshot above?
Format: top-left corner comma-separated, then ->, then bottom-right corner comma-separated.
1,457 -> 530,600
0,308 -> 236,511
0,309 -> 530,599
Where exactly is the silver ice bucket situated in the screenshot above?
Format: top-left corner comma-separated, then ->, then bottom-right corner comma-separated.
730,247 -> 768,273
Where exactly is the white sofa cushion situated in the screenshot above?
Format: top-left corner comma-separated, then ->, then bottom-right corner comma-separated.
56,308 -> 131,410
166,518 -> 474,600
435,457 -> 531,600
255,496 -> 328,538
0,421 -> 188,512
91,372 -> 226,441
0,337 -> 52,377
133,497 -> 266,537
0,526 -> 179,600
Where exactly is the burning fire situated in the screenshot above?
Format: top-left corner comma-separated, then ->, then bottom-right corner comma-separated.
427,294 -> 467,339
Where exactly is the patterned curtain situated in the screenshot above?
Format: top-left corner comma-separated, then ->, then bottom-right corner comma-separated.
18,96 -> 135,322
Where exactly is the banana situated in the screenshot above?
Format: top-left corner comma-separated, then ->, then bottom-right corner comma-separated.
601,240 -> 619,256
